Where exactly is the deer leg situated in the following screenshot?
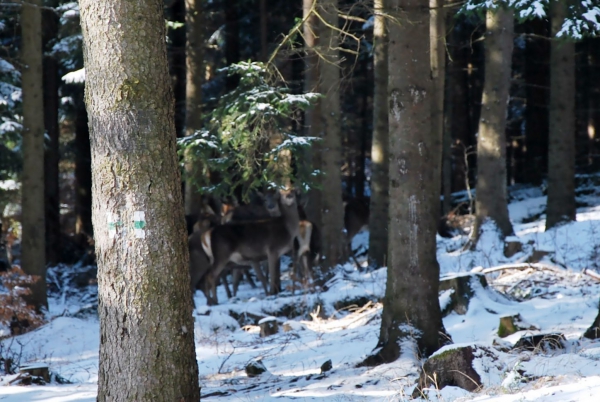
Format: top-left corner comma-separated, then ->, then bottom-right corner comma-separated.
251,262 -> 269,295
267,253 -> 281,296
244,269 -> 257,289
220,271 -> 233,299
232,268 -> 243,296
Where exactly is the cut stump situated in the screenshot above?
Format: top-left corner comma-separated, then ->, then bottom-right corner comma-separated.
439,273 -> 488,316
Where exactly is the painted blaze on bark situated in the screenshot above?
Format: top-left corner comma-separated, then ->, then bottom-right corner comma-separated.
79,1 -> 200,401
362,0 -> 448,366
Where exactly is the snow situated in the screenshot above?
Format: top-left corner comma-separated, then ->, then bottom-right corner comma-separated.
61,69 -> 85,85
3,182 -> 600,400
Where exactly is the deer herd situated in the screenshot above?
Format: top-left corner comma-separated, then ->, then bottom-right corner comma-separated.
185,187 -> 371,306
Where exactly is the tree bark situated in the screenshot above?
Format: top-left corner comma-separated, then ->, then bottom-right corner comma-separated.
472,7 -> 514,242
318,0 -> 348,270
303,0 -> 323,226
430,0 -> 445,220
20,0 -> 47,311
368,0 -> 389,268
225,0 -> 240,91
366,0 -> 448,365
546,0 -> 576,230
74,88 -> 93,239
42,4 -> 60,266
79,1 -> 200,400
184,0 -> 205,217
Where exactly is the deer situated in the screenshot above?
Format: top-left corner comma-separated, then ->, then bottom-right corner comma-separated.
290,204 -> 321,290
200,187 -> 300,305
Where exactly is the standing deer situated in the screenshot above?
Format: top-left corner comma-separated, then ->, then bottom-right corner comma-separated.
344,197 -> 370,266
201,187 -> 300,304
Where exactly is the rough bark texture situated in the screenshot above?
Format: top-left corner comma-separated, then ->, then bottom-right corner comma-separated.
74,88 -> 93,238
318,0 -> 347,270
42,3 -> 60,266
472,7 -> 515,241
20,0 -> 47,311
79,1 -> 200,400
368,0 -> 389,268
430,0 -> 445,219
584,301 -> 600,339
372,0 -> 448,364
546,0 -> 576,230
303,0 -> 323,226
184,0 -> 205,217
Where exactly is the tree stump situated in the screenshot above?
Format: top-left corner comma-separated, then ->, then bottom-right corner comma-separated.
504,239 -> 523,258
439,273 -> 488,316
413,345 -> 483,397
245,360 -> 267,377
497,314 -> 538,338
19,364 -> 50,383
258,316 -> 278,337
320,359 -> 332,373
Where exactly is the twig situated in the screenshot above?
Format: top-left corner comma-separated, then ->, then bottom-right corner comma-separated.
217,343 -> 236,374
476,262 -> 567,275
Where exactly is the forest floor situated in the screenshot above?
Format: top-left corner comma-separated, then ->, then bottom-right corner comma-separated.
3,177 -> 600,400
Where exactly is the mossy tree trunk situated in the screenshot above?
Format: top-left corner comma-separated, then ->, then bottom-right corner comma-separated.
318,0 -> 348,270
472,6 -> 515,243
79,1 -> 200,400
184,0 -> 205,217
366,0 -> 449,365
20,0 -> 47,311
368,0 -> 389,268
546,0 -> 576,230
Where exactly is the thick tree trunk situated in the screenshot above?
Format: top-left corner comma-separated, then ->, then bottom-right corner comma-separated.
20,0 -> 47,311
303,0 -> 323,226
524,18 -> 550,185
430,0 -> 445,219
472,7 -> 514,242
318,0 -> 347,270
587,38 -> 600,170
184,0 -> 205,217
365,0 -> 448,365
79,1 -> 200,400
42,4 -> 61,266
546,0 -> 576,230
74,88 -> 93,238
368,0 -> 389,268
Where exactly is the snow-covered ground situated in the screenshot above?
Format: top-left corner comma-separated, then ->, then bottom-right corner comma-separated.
2,182 -> 600,401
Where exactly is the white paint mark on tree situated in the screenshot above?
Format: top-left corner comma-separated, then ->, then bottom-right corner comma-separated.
107,212 -> 117,239
133,211 -> 146,239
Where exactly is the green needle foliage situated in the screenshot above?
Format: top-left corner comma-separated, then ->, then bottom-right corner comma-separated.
179,61 -> 321,202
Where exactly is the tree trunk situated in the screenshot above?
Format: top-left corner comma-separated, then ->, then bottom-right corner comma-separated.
472,7 -> 514,242
225,0 -> 240,91
524,18 -> 550,185
365,0 -> 448,365
368,0 -> 389,268
587,37 -> 600,170
79,1 -> 200,400
318,0 -> 347,270
303,0 -> 323,226
42,4 -> 60,266
184,0 -> 205,217
260,0 -> 268,62
20,0 -> 47,311
167,0 -> 186,137
74,88 -> 93,238
546,0 -> 576,230
430,0 -> 445,220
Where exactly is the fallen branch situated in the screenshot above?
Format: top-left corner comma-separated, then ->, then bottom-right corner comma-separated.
583,268 -> 600,282
473,262 -> 567,275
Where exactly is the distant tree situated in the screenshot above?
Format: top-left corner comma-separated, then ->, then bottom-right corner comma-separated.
471,4 -> 515,243
318,0 -> 348,270
20,0 -> 47,311
302,0 -> 323,224
546,0 -> 576,230
78,0 -> 200,399
585,299 -> 600,339
42,2 -> 61,266
184,0 -> 205,217
361,0 -> 449,365
368,0 -> 389,268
